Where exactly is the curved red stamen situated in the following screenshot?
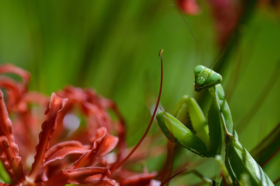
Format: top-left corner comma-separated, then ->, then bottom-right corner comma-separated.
110,50 -> 164,173
261,147 -> 280,167
160,167 -> 188,186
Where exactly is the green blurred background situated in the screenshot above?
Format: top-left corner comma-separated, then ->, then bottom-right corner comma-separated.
0,0 -> 279,185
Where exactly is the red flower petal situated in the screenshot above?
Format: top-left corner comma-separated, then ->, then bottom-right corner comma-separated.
51,86 -> 113,145
23,92 -> 48,106
177,0 -> 200,15
73,127 -> 118,168
28,93 -> 67,182
0,182 -> 12,186
120,172 -> 157,186
0,64 -> 30,92
0,78 -> 23,112
43,167 -> 115,186
43,141 -> 90,168
0,91 -> 25,183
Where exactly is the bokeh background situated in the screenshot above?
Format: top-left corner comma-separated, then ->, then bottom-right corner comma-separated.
0,0 -> 279,185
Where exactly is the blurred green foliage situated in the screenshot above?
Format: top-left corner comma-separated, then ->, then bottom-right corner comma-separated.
0,1 -> 279,185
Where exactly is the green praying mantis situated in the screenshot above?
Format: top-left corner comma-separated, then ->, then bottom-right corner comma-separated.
156,65 -> 274,185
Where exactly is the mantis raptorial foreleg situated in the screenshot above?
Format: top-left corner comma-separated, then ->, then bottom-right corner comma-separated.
157,95 -> 223,158
173,96 -> 209,146
156,65 -> 274,185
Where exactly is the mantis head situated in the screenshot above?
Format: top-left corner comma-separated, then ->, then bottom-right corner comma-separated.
194,65 -> 222,92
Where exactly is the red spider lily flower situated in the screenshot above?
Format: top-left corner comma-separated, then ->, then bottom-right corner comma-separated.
175,0 -> 240,48
0,90 -> 25,183
0,64 -> 48,170
208,0 -> 241,47
176,0 -> 200,15
0,90 -> 118,185
120,172 -> 157,186
0,64 -> 163,186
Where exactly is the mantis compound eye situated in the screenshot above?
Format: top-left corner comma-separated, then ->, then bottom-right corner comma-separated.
208,72 -> 222,84
194,65 -> 204,76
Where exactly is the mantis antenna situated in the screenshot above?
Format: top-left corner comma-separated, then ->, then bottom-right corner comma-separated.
171,4 -> 207,65
210,48 -> 227,70
172,4 -> 226,70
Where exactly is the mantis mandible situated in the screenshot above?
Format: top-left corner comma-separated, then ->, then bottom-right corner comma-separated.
156,65 -> 274,185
